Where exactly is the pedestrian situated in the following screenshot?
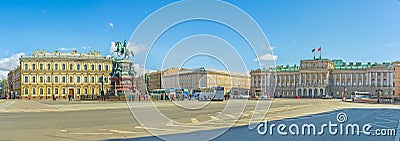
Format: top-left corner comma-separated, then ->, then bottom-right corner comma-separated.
144,94 -> 147,101
138,93 -> 141,102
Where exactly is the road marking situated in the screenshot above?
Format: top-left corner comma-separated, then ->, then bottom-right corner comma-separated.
134,126 -> 143,129
225,114 -> 236,119
59,130 -> 67,132
209,116 -> 219,120
109,130 -> 136,134
166,122 -> 174,126
69,133 -> 113,135
191,118 -> 199,124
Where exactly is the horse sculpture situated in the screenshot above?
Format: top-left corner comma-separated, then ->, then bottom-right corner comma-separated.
113,40 -> 134,59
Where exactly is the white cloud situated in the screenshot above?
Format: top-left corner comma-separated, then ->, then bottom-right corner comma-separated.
109,22 -> 114,29
109,41 -> 148,55
0,53 -> 25,80
58,48 -> 76,51
82,46 -> 91,50
253,53 -> 278,61
127,42 -> 148,54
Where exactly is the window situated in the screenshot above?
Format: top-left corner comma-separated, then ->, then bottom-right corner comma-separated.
24,63 -> 28,70
98,64 -> 102,71
84,77 -> 88,83
47,88 -> 51,95
40,64 -> 43,70
91,64 -> 95,71
62,87 -> 66,94
85,88 -> 88,95
91,77 -> 95,83
77,88 -> 80,95
105,77 -> 109,83
40,76 -> 44,83
69,64 -> 73,70
32,63 -> 36,70
47,64 -> 51,70
32,76 -> 36,83
55,63 -> 59,70
105,65 -> 109,71
24,76 -> 29,83
77,64 -> 81,70
91,88 -> 95,95
62,76 -> 66,83
40,88 -> 44,95
24,88 -> 28,95
55,88 -> 59,94
55,76 -> 59,83
69,76 -> 73,83
47,76 -> 51,83
62,64 -> 66,70
32,87 -> 36,95
77,76 -> 81,83
84,64 -> 88,70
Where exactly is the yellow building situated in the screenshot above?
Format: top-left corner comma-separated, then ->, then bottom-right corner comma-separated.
9,50 -> 113,100
162,67 -> 250,93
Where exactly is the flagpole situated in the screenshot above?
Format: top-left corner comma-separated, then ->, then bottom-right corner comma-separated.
319,47 -> 322,60
313,50 -> 315,60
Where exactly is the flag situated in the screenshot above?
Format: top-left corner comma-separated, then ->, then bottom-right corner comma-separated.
318,47 -> 321,52
312,48 -> 315,53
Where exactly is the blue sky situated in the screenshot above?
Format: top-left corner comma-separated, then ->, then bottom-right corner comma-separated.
0,0 -> 399,79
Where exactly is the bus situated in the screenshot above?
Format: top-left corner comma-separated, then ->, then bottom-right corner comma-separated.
212,86 -> 225,101
351,91 -> 371,102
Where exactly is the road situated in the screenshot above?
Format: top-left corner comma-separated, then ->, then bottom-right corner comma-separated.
0,99 -> 399,141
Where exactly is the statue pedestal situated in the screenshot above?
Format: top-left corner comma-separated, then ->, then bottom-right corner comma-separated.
109,59 -> 135,99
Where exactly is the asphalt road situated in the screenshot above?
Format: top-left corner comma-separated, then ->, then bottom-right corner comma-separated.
1,99 -> 399,141
112,108 -> 400,141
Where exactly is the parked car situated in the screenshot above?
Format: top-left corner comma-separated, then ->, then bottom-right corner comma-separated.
239,94 -> 250,99
322,95 -> 332,99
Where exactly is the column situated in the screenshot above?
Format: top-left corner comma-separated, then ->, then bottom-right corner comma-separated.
293,75 -> 296,87
284,75 -> 287,87
345,74 -> 347,86
350,73 -> 353,87
356,73 -> 359,87
369,72 -> 372,86
299,74 -> 302,86
326,72 -> 329,85
380,72 -> 383,87
315,73 -> 318,86
320,73 -> 323,86
375,72 -> 378,87
251,76 -> 254,87
339,74 -> 342,86
361,73 -> 364,86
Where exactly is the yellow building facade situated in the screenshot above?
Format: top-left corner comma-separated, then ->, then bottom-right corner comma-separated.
11,50 -> 113,100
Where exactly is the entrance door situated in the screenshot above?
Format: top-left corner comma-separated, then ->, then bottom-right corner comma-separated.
69,89 -> 74,98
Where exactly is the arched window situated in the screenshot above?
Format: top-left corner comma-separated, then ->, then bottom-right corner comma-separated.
105,65 -> 109,71
55,63 -> 59,70
24,88 -> 28,95
40,87 -> 44,95
32,63 -> 36,70
47,63 -> 51,70
84,64 -> 88,70
32,87 -> 36,95
24,63 -> 28,70
98,64 -> 102,71
77,64 -> 81,70
91,64 -> 95,71
69,64 -> 73,70
62,64 -> 66,70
